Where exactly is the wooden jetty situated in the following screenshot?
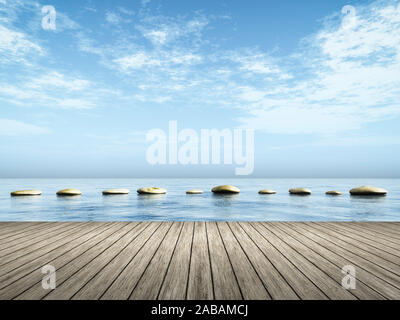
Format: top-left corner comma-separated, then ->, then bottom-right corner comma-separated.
0,222 -> 399,300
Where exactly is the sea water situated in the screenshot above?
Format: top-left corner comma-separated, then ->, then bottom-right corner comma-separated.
0,179 -> 399,221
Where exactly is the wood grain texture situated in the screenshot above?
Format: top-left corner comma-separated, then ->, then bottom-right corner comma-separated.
0,222 -> 398,300
207,222 -> 242,300
186,222 -> 214,300
158,222 -> 194,300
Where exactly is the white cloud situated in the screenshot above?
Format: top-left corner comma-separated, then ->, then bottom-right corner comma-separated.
228,51 -> 283,75
55,11 -> 80,31
118,7 -> 135,16
137,16 -> 209,47
0,118 -> 50,136
143,30 -> 168,45
238,1 -> 400,134
73,0 -> 400,138
0,25 -> 43,65
141,0 -> 151,7
114,52 -> 161,70
114,51 -> 202,72
237,87 -> 266,102
105,11 -> 121,25
105,9 -> 133,26
26,72 -> 91,91
0,72 -> 103,110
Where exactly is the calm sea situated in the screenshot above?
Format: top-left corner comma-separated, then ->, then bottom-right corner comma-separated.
0,179 -> 399,222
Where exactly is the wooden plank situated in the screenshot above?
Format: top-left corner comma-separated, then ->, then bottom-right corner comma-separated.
355,223 -> 400,240
0,222 -> 40,233
327,223 -> 400,248
0,223 -> 87,267
282,222 -> 400,299
321,223 -> 400,258
186,222 -> 214,300
40,222 -> 144,300
258,222 -> 353,300
304,223 -> 400,277
14,223 -> 130,300
0,222 -> 76,255
0,222 -> 398,300
129,222 -> 184,300
0,222 -> 21,231
100,223 -> 172,300
0,223 -> 107,284
296,223 -> 400,292
0,222 -> 51,241
217,222 -> 270,300
158,222 -> 194,300
374,223 -> 400,235
239,222 -> 325,300
270,223 -> 378,300
207,222 -> 242,300
0,223 -> 117,299
228,222 -> 299,300
71,223 -> 159,300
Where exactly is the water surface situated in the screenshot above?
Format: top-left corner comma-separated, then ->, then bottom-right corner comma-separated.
0,179 -> 399,221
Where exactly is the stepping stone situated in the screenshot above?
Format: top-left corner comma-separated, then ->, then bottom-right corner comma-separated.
350,186 -> 387,196
259,189 -> 277,194
137,187 -> 167,195
326,191 -> 343,196
289,188 -> 311,195
11,190 -> 42,196
57,189 -> 82,196
102,188 -> 130,195
186,189 -> 204,194
212,185 -> 240,194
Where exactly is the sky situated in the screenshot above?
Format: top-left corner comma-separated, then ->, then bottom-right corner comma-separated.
0,0 -> 399,178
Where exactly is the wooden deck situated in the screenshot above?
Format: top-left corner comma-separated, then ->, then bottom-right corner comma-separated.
0,222 -> 399,300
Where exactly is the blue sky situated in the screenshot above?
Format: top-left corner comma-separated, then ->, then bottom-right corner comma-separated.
0,0 -> 399,178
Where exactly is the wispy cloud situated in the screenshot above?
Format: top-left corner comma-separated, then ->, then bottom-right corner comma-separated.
0,2 -> 120,110
136,15 -> 209,47
114,51 -> 202,71
0,118 -> 50,136
0,24 -> 43,65
3,0 -> 397,142
0,71 -> 114,109
105,11 -> 122,25
237,1 -> 400,134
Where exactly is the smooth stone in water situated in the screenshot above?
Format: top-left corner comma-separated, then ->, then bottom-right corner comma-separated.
326,191 -> 343,196
186,189 -> 203,194
57,189 -> 82,196
102,188 -> 130,195
137,187 -> 167,195
211,185 -> 240,194
350,186 -> 387,196
289,188 -> 311,195
11,190 -> 42,196
258,189 -> 276,194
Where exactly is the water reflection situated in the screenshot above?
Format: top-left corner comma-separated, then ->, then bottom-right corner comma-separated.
350,195 -> 387,202
137,194 -> 167,205
102,194 -> 130,205
11,196 -> 42,204
56,195 -> 82,200
212,194 -> 239,207
1,179 -> 399,221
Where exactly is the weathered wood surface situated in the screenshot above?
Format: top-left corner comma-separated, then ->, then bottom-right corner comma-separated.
0,222 -> 398,300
